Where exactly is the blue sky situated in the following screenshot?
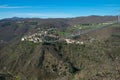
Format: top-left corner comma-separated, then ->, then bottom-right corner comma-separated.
0,0 -> 120,19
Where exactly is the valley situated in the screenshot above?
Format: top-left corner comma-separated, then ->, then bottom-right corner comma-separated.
0,16 -> 120,80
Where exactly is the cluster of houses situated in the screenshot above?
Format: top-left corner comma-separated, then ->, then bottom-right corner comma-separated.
21,35 -> 42,43
21,27 -> 85,44
101,22 -> 113,25
65,39 -> 84,44
21,31 -> 47,43
21,32 -> 84,45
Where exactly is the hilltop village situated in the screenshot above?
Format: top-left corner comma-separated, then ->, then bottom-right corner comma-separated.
21,30 -> 84,44
21,21 -> 113,44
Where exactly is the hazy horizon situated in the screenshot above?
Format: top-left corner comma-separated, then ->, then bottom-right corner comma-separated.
0,15 -> 118,20
0,0 -> 120,19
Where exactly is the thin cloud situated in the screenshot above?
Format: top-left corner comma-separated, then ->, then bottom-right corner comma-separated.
0,5 -> 30,9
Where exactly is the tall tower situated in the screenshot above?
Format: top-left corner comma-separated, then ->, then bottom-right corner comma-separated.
118,15 -> 120,24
